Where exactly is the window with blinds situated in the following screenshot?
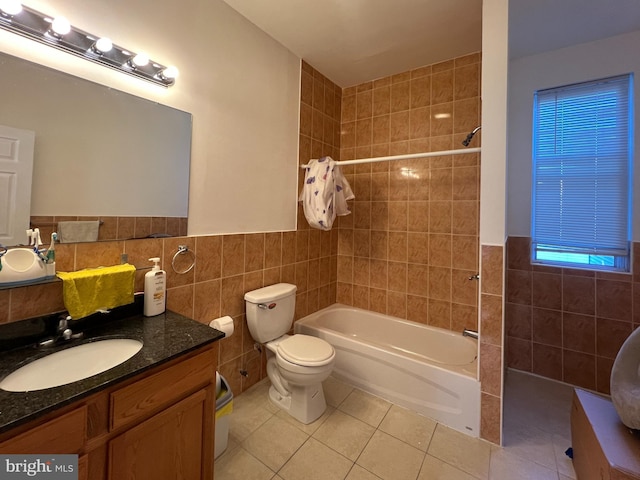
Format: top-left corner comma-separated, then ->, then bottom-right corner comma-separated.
531,74 -> 633,271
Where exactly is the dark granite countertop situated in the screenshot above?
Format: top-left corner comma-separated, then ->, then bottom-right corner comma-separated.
0,305 -> 224,434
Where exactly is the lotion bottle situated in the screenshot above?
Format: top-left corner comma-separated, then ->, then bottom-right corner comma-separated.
144,257 -> 166,316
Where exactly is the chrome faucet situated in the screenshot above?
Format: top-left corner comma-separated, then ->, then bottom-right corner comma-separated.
38,315 -> 83,347
463,329 -> 479,340
57,316 -> 73,340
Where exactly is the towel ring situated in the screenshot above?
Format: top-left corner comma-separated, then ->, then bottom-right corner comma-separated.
171,245 -> 195,274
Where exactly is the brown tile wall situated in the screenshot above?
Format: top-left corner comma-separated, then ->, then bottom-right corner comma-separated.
298,60 -> 342,174
479,244 -> 504,444
331,53 -> 482,332
506,236 -> 638,394
31,215 -> 188,242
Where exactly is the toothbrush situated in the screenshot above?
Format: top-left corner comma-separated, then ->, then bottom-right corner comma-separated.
45,232 -> 57,264
34,247 -> 47,262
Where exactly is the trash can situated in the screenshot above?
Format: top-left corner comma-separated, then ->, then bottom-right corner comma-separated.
215,373 -> 233,459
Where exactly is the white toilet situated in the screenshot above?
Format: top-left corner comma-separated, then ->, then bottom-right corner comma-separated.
244,283 -> 335,424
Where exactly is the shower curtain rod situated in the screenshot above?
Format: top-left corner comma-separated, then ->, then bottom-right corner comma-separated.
299,147 -> 481,169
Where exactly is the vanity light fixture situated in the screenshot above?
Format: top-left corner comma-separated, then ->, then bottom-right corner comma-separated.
0,3 -> 178,87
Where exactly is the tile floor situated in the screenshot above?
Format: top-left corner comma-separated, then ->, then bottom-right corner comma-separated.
215,369 -> 577,480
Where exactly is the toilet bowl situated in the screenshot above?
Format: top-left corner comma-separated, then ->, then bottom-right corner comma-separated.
245,284 -> 335,424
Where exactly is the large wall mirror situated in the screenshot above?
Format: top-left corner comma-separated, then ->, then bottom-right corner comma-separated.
0,51 -> 192,246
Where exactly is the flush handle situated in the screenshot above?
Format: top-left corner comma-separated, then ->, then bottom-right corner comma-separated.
258,303 -> 277,310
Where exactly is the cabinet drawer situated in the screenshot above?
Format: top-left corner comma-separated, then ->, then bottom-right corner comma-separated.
0,407 -> 87,454
110,348 -> 215,431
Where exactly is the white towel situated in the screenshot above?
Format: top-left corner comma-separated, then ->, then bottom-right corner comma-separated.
58,220 -> 100,243
298,156 -> 355,230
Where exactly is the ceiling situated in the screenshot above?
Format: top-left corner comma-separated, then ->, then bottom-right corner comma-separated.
509,0 -> 640,61
222,0 -> 482,87
222,0 -> 640,88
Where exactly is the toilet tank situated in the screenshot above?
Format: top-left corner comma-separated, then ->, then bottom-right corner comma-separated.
244,283 -> 297,343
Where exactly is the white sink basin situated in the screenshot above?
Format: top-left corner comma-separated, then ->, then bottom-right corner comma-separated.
0,338 -> 143,392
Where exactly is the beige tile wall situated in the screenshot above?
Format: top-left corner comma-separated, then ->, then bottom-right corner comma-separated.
332,53 -> 482,333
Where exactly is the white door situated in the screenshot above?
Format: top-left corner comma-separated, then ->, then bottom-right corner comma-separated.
0,124 -> 35,246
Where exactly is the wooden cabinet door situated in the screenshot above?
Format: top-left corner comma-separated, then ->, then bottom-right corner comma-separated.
108,390 -> 207,480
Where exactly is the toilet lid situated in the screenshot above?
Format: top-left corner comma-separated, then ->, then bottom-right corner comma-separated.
277,335 -> 334,367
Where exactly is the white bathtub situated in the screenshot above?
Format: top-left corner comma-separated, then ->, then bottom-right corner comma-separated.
294,304 -> 481,437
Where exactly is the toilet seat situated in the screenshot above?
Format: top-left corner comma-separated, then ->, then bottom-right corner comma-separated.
277,335 -> 334,367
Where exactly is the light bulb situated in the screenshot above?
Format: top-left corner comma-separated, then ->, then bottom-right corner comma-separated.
161,66 -> 179,79
132,52 -> 149,67
0,0 -> 22,15
94,37 -> 112,53
51,16 -> 71,35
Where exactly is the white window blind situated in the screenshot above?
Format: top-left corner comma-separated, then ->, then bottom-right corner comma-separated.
532,74 -> 633,270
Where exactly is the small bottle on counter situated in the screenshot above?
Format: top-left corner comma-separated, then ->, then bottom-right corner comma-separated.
144,257 -> 166,316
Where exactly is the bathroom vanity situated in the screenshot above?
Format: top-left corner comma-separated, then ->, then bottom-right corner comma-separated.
0,307 -> 224,480
571,389 -> 640,480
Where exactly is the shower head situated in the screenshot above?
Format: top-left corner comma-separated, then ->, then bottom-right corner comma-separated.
462,126 -> 482,147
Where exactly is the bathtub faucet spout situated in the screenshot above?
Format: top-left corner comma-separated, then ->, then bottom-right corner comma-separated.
463,329 -> 479,340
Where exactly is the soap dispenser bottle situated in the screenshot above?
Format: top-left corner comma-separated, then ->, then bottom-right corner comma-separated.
144,257 -> 166,316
